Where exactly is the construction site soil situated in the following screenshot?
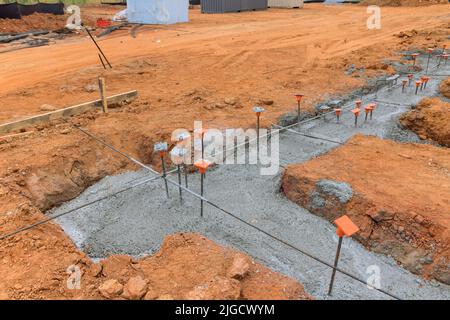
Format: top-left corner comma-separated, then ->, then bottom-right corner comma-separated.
282,135 -> 450,285
0,4 -> 449,299
400,97 -> 450,147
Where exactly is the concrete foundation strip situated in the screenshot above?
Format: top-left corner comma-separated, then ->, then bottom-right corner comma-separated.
0,90 -> 138,135
62,127 -> 406,299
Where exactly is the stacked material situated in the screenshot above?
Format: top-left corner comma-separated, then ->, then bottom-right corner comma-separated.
268,0 -> 304,7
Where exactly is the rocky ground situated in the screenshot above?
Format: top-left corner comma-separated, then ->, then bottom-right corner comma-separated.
282,135 -> 450,285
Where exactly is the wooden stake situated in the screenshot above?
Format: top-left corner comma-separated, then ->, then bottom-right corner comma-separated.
98,77 -> 108,113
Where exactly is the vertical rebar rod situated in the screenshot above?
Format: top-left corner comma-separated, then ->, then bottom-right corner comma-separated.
160,155 -> 169,198
85,27 -> 112,68
426,52 -> 431,74
328,236 -> 343,296
98,53 -> 106,70
200,173 -> 204,218
184,164 -> 189,188
256,115 -> 260,163
98,77 -> 108,113
297,100 -> 301,127
177,165 -> 182,203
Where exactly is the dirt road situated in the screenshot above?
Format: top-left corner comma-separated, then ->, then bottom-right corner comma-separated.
1,4 -> 449,123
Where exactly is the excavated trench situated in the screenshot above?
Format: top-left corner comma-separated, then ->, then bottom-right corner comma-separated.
51,56 -> 450,299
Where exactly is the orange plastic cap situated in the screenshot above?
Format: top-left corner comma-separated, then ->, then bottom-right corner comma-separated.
334,108 -> 342,116
364,105 -> 373,113
407,74 -> 413,79
415,80 -> 422,86
294,94 -> 304,102
411,53 -> 419,58
194,159 -> 212,174
427,48 -> 434,53
355,100 -> 362,108
351,108 -> 360,116
334,215 -> 359,237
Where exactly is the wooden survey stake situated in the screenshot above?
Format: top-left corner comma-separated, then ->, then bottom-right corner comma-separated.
98,77 -> 108,113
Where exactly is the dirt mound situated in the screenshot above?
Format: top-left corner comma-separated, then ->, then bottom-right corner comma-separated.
0,13 -> 69,34
439,77 -> 450,98
360,0 -> 448,6
282,135 -> 450,284
0,224 -> 310,299
400,97 -> 450,147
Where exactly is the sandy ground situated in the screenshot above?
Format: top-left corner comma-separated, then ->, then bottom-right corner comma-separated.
0,4 -> 449,300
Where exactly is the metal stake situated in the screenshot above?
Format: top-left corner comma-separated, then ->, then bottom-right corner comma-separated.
177,165 -> 183,203
253,106 -> 264,164
98,77 -> 108,113
160,154 -> 169,198
328,236 -> 343,296
256,113 -> 260,160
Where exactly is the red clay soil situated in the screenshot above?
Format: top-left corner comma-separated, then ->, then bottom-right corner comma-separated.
400,97 -> 450,147
0,230 -> 310,300
282,135 -> 450,284
439,77 -> 450,99
0,5 -> 449,298
360,0 -> 448,6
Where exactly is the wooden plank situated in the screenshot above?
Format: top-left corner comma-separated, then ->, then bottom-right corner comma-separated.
0,90 -> 137,135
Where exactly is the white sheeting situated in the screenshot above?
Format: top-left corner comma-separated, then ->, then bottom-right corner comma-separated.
127,0 -> 189,25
